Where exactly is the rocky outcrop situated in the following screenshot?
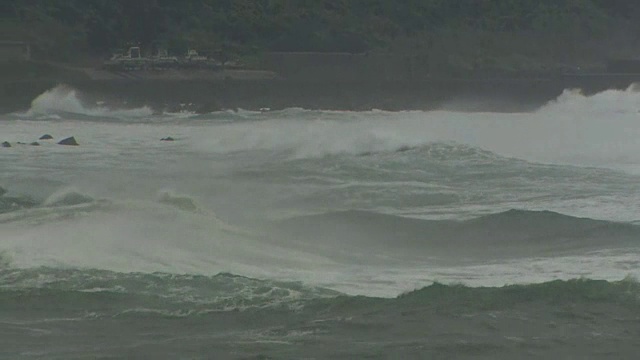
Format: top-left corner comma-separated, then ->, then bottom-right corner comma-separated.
1,141 -> 11,148
30,142 -> 40,146
58,136 -> 79,146
161,137 -> 175,141
39,134 -> 54,140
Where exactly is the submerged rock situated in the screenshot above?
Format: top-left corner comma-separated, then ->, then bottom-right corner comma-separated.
30,142 -> 40,146
0,186 -> 6,197
1,141 -> 11,148
58,137 -> 79,146
161,137 -> 175,141
39,134 -> 54,140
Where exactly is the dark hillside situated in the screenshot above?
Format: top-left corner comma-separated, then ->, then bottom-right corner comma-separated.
2,1 -> 640,74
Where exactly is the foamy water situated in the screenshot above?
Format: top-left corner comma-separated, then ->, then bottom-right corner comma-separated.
1,85 -> 639,358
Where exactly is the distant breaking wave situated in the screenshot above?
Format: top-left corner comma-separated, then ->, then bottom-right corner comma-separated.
10,84 -> 640,169
539,85 -> 640,114
24,85 -> 153,119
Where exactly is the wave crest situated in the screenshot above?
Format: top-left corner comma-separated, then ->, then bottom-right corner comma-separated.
156,190 -> 207,214
25,85 -> 153,119
43,188 -> 95,207
0,268 -> 341,315
1,268 -> 637,318
540,85 -> 640,114
275,209 -> 640,259
397,277 -> 640,308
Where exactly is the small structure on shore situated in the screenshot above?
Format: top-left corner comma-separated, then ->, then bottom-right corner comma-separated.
103,46 -> 225,71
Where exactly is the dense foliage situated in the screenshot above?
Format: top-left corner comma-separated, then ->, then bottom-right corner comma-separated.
2,0 -> 640,71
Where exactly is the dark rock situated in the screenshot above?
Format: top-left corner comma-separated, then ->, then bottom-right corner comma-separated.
30,142 -> 40,146
0,186 -> 6,197
161,137 -> 175,141
17,142 -> 25,145
58,137 -> 79,146
39,134 -> 54,140
1,141 -> 11,148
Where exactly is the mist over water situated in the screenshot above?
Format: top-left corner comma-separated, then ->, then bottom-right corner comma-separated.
2,84 -> 640,279
1,85 -> 640,358
13,84 -> 640,168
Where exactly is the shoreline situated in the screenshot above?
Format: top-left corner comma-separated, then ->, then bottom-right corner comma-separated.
2,71 -> 640,115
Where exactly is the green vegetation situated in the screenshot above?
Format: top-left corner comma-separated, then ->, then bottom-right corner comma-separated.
2,1 -> 640,74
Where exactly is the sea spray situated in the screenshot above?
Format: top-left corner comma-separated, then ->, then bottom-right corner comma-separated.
2,85 -> 640,358
26,85 -> 153,119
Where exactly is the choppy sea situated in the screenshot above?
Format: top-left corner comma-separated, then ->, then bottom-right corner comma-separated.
1,85 -> 639,359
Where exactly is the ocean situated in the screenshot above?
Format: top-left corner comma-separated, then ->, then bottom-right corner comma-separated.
0,85 -> 639,359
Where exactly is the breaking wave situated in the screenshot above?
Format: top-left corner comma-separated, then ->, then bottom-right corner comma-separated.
25,85 -> 153,119
0,268 -> 340,315
0,186 -> 335,280
539,85 -> 640,114
156,190 -> 208,214
0,267 -> 637,318
9,84 -> 640,171
393,277 -> 640,308
177,86 -> 640,169
42,187 -> 95,207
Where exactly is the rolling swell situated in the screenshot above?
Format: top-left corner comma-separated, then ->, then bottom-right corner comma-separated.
0,268 -> 638,359
274,209 -> 640,259
1,267 -> 637,316
395,277 -> 640,308
0,268 -> 340,317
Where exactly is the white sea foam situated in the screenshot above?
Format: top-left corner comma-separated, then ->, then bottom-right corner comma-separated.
26,85 -> 153,119
2,85 -> 640,297
178,86 -> 640,171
